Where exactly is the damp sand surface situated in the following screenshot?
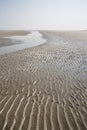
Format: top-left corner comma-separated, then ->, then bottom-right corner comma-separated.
0,30 -> 30,38
0,30 -> 30,47
0,31 -> 46,55
0,31 -> 87,130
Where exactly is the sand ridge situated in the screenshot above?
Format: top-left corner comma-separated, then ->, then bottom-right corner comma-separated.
0,31 -> 87,130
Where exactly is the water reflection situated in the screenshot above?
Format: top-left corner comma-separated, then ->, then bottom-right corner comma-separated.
0,31 -> 46,55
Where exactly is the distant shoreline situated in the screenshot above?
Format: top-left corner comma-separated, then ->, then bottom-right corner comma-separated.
0,30 -> 30,37
40,30 -> 87,40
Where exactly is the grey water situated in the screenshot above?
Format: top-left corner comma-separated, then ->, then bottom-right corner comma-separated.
0,31 -> 46,55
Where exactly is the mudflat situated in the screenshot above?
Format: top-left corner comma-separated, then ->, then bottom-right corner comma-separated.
42,30 -> 87,40
0,31 -> 87,130
0,30 -> 30,47
0,30 -> 30,37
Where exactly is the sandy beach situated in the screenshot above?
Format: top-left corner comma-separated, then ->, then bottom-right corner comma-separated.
0,31 -> 87,130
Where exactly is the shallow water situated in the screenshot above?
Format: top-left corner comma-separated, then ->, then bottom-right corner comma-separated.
0,31 -> 46,55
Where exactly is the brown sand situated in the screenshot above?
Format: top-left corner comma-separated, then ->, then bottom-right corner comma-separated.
0,30 -> 30,47
0,30 -> 30,37
0,31 -> 87,130
42,30 -> 87,40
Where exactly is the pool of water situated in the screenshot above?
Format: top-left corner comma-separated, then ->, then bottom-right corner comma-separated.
0,31 -> 46,55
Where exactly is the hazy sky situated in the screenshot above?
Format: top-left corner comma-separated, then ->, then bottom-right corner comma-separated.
0,0 -> 87,30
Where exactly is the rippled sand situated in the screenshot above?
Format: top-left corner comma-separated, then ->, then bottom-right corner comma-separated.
0,31 -> 87,130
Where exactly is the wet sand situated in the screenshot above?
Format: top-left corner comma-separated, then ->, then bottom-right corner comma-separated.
0,31 -> 87,130
0,30 -> 30,37
0,30 -> 30,47
42,30 -> 87,40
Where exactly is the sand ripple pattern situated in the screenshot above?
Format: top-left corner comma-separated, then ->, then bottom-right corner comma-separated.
0,31 -> 87,130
